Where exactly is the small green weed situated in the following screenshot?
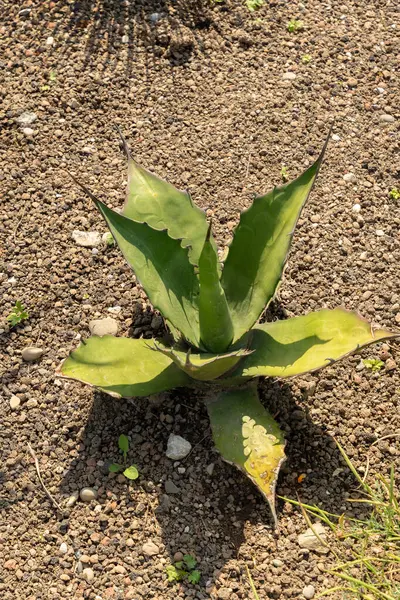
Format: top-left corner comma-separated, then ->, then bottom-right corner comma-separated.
109,435 -> 139,480
287,19 -> 304,33
103,232 -> 115,247
281,440 -> 400,600
7,301 -> 29,327
280,166 -> 289,182
301,54 -> 312,64
41,70 -> 57,91
166,554 -> 201,584
363,358 -> 384,372
246,0 -> 264,12
389,188 -> 400,201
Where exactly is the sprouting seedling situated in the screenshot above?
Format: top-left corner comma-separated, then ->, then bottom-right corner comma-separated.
7,301 -> 29,327
301,54 -> 312,64
103,232 -> 115,247
108,435 -> 139,480
287,19 -> 304,32
280,165 -> 289,182
389,188 -> 400,201
246,0 -> 264,11
362,358 -> 384,372
166,554 -> 201,584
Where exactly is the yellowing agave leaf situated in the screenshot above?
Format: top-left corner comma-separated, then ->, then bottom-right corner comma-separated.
207,384 -> 285,524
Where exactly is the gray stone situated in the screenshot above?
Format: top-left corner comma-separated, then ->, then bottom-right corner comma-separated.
22,347 -> 44,362
343,172 -> 357,183
82,567 -> 94,582
303,585 -> 316,599
88,317 -> 118,337
80,487 -> 97,502
165,480 -> 179,494
166,434 -> 192,460
272,558 -> 284,567
19,8 -> 31,17
142,541 -> 160,556
9,395 -> 21,410
298,522 -> 327,550
380,114 -> 395,124
72,230 -> 101,248
17,111 -> 37,126
150,12 -> 162,23
206,463 -> 215,476
282,72 -> 296,81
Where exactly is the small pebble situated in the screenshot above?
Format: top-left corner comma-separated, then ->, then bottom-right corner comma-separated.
380,114 -> 395,124
89,317 -> 118,337
282,72 -> 296,81
46,36 -> 54,45
142,541 -> 160,556
343,172 -> 357,183
122,35 -> 129,43
72,230 -> 101,248
19,8 -> 31,17
297,522 -> 327,550
165,480 -> 179,494
206,463 -> 215,476
376,230 -> 384,236
22,127 -> 35,138
80,487 -> 97,502
272,558 -> 284,567
59,542 -> 68,555
66,491 -> 79,507
332,134 -> 341,141
22,347 -> 44,362
17,111 -> 37,125
82,567 -> 95,582
352,203 -> 361,213
9,395 -> 21,410
173,551 -> 184,562
166,434 -> 192,460
385,359 -> 396,371
303,585 -> 316,599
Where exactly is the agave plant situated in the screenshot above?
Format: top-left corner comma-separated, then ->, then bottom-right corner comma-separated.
60,133 -> 397,523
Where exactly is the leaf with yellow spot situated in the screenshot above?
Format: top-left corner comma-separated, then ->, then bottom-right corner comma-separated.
207,384 -> 285,525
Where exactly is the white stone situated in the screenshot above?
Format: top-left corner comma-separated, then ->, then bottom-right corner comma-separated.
331,134 -> 341,141
352,203 -> 361,213
303,585 -> 316,599
376,87 -> 385,94
166,434 -> 192,460
82,568 -> 95,582
9,395 -> 21,410
142,541 -> 160,556
80,487 -> 97,502
66,491 -> 79,507
89,317 -> 118,337
122,35 -> 129,43
376,229 -> 384,236
59,543 -> 68,555
22,127 -> 35,138
282,72 -> 296,81
380,114 -> 395,124
297,522 -> 327,550
72,230 -> 101,248
46,36 -> 54,46
17,111 -> 37,125
22,347 -> 44,362
343,172 -> 356,183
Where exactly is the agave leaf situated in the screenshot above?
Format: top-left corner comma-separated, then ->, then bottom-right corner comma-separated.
153,342 -> 252,381
58,336 -> 191,398
74,180 -> 201,348
221,134 -> 330,343
198,224 -> 234,353
207,383 -> 285,524
230,308 -> 398,379
124,157 -> 215,266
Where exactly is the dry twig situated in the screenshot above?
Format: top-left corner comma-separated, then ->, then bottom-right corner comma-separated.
27,442 -> 64,513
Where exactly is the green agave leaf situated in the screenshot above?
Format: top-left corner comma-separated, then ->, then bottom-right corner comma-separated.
153,342 -> 251,381
58,336 -> 191,398
83,186 -> 201,348
124,158 -> 215,266
231,308 -> 398,379
198,225 -> 234,353
207,383 -> 285,525
221,134 -> 330,343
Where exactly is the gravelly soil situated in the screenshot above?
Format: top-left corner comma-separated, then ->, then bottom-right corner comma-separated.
0,0 -> 399,599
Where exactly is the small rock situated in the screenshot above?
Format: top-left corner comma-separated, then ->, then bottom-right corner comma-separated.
80,487 -> 97,502
82,567 -> 95,582
376,229 -> 385,236
217,589 -> 232,600
352,203 -> 361,213
282,72 -> 296,81
19,8 -> 31,17
72,230 -> 101,248
59,542 -> 68,555
46,36 -> 54,45
81,146 -> 95,155
122,35 -> 129,43
22,347 -> 44,362
376,87 -> 385,94
66,491 -> 79,508
173,551 -> 184,562
17,111 -> 37,125
9,395 -> 21,410
362,290 -> 372,300
343,172 -> 357,183
272,558 -> 284,567
347,77 -> 357,87
298,522 -> 327,550
142,541 -> 160,556
303,585 -> 316,599
166,434 -> 192,460
4,559 -> 17,570
22,127 -> 35,138
151,314 -> 163,329
385,359 -> 396,371
380,114 -> 395,124
88,317 -> 118,337
165,480 -> 179,494
150,12 -> 162,23
206,463 -> 215,476
332,134 -> 341,141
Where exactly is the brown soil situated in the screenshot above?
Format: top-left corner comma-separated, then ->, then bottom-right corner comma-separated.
1,1 -> 399,599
